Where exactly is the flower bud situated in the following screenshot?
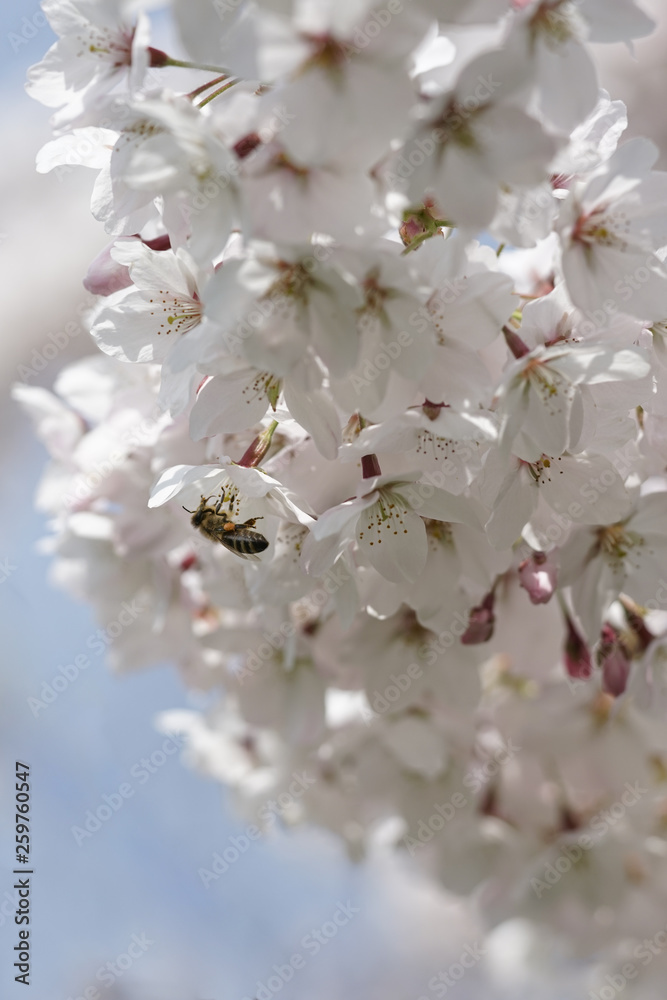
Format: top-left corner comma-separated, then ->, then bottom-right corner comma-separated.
564,615 -> 592,679
597,623 -> 631,697
518,550 -> 557,604
461,592 -> 495,645
83,235 -> 171,296
83,242 -> 134,296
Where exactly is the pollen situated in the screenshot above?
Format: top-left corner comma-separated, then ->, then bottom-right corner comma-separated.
242,372 -> 282,409
571,205 -> 631,252
148,292 -> 201,336
595,522 -> 645,567
416,429 -> 464,467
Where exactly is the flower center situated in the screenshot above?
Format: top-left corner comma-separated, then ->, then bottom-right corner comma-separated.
529,1 -> 583,48
571,205 -> 631,251
268,260 -> 312,301
82,24 -> 134,67
523,455 -> 561,484
595,523 -> 642,562
424,519 -> 453,545
299,34 -> 349,78
152,294 -> 201,336
242,373 -> 282,410
432,99 -> 480,151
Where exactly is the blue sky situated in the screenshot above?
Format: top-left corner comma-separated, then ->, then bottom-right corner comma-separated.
1,384 -> 385,1000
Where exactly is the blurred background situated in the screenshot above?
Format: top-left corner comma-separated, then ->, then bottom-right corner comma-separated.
1,2 -> 666,998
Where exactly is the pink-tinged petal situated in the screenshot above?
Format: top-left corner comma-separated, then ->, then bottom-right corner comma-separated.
110,242 -> 197,299
518,550 -> 558,604
357,502 -> 428,583
84,239 -> 136,295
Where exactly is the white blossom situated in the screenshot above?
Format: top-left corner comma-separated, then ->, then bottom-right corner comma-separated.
21,0 -> 667,980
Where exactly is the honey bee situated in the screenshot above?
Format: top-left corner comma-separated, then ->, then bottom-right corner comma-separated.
183,494 -> 269,559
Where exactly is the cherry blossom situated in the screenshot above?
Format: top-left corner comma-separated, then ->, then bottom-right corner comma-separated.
304,470 -> 479,584
27,0 -> 150,128
559,491 -> 667,639
20,0 -> 667,986
558,138 -> 667,318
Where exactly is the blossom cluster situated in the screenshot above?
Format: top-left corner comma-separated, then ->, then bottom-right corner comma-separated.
19,0 -> 667,984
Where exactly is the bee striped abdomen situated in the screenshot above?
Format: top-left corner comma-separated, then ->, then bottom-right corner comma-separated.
184,496 -> 269,560
220,525 -> 269,557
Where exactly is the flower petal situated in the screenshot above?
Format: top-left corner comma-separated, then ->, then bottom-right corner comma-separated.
357,500 -> 428,583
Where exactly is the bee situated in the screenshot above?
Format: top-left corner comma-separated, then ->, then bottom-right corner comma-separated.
183,494 -> 269,559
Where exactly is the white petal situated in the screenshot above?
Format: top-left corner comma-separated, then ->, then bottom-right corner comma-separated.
631,493 -> 667,537
310,493 -> 378,541
283,382 -> 341,460
148,464 -> 227,507
540,454 -> 632,526
36,128 -> 115,172
406,484 -> 482,528
189,372 -> 271,440
485,466 -> 537,549
357,501 -> 428,583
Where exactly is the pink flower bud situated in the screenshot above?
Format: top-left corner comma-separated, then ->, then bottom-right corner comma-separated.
399,215 -> 427,245
601,646 -> 631,697
518,550 -> 557,605
461,592 -> 495,645
234,133 -> 262,159
83,235 -> 171,296
503,324 -> 531,359
597,624 -> 631,697
83,241 -> 135,296
564,615 -> 592,680
361,453 -> 382,479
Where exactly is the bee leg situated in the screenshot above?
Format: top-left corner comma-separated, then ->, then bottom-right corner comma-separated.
242,516 -> 264,527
